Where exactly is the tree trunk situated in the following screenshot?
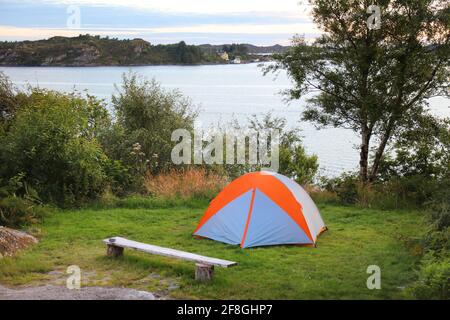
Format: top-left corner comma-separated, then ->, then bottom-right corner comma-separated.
369,122 -> 394,182
359,129 -> 371,184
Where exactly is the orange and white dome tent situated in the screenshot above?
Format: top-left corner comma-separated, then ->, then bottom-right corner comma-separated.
193,171 -> 327,248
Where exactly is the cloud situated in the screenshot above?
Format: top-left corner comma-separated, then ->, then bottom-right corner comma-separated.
0,23 -> 320,40
153,22 -> 319,35
0,25 -> 132,39
0,0 -> 319,44
35,0 -> 312,17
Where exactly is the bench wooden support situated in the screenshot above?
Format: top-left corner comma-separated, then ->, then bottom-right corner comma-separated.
106,244 -> 123,257
103,237 -> 237,282
195,263 -> 214,281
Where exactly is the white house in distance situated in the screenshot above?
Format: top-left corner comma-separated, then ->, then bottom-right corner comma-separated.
232,56 -> 241,64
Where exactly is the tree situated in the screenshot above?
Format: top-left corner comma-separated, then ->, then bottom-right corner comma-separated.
269,0 -> 449,183
108,73 -> 197,177
378,114 -> 450,180
0,89 -> 110,206
221,113 -> 319,183
0,72 -> 18,123
222,44 -> 248,59
248,114 -> 319,185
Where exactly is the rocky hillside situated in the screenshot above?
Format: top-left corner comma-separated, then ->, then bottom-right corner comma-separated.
0,35 -> 218,66
0,35 -> 285,66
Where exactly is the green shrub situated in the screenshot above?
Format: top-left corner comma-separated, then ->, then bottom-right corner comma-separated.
105,73 -> 198,178
320,173 -> 359,204
428,201 -> 450,232
0,196 -> 49,228
96,187 -> 119,208
103,158 -> 133,196
249,114 -> 319,185
319,172 -> 449,210
309,188 -> 340,204
424,229 -> 450,254
424,191 -> 450,253
0,72 -> 19,123
221,113 -> 319,183
379,115 -> 450,181
0,89 -> 111,206
359,176 -> 443,209
315,114 -> 450,209
407,253 -> 450,300
373,114 -> 450,209
407,182 -> 450,300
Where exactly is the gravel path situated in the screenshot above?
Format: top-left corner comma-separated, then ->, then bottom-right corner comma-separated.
0,285 -> 155,300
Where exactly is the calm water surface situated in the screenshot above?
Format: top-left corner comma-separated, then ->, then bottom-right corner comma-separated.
1,64 -> 448,177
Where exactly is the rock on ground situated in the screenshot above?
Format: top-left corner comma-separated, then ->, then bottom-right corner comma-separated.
0,226 -> 38,258
0,285 -> 156,300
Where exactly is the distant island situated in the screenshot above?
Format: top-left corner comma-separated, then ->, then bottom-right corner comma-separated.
0,35 -> 289,67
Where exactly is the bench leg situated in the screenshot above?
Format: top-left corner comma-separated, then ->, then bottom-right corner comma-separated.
107,244 -> 124,257
195,263 -> 214,281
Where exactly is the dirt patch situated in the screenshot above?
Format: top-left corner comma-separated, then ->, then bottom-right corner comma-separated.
0,284 -> 156,300
33,268 -> 176,299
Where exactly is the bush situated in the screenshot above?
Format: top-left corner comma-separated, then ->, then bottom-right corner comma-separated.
0,197 -> 49,228
0,72 -> 19,123
423,188 -> 450,253
0,89 -> 111,206
379,115 -> 450,181
220,113 -> 319,183
407,253 -> 450,300
250,114 -> 319,184
358,176 -> 444,209
372,114 -> 450,208
102,158 -> 133,196
424,229 -> 450,255
428,200 -> 450,233
309,188 -> 340,204
320,173 -> 359,205
144,167 -> 227,200
318,172 -> 450,209
407,181 -> 450,300
314,114 -> 450,209
104,73 -> 198,180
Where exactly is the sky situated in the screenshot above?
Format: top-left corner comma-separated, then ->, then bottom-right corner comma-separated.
0,0 -> 321,45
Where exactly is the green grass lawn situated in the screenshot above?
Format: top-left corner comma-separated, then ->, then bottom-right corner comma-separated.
0,198 -> 425,299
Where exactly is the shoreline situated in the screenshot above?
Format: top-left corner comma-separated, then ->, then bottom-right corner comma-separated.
0,61 -> 266,68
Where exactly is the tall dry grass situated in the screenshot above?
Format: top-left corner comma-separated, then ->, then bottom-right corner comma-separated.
144,168 -> 228,200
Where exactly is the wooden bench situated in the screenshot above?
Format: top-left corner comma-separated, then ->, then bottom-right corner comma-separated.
103,237 -> 237,281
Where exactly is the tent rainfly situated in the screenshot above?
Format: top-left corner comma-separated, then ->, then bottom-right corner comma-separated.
193,171 -> 327,248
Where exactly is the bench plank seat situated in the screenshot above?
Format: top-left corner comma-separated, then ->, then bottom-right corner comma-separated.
103,237 -> 237,268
